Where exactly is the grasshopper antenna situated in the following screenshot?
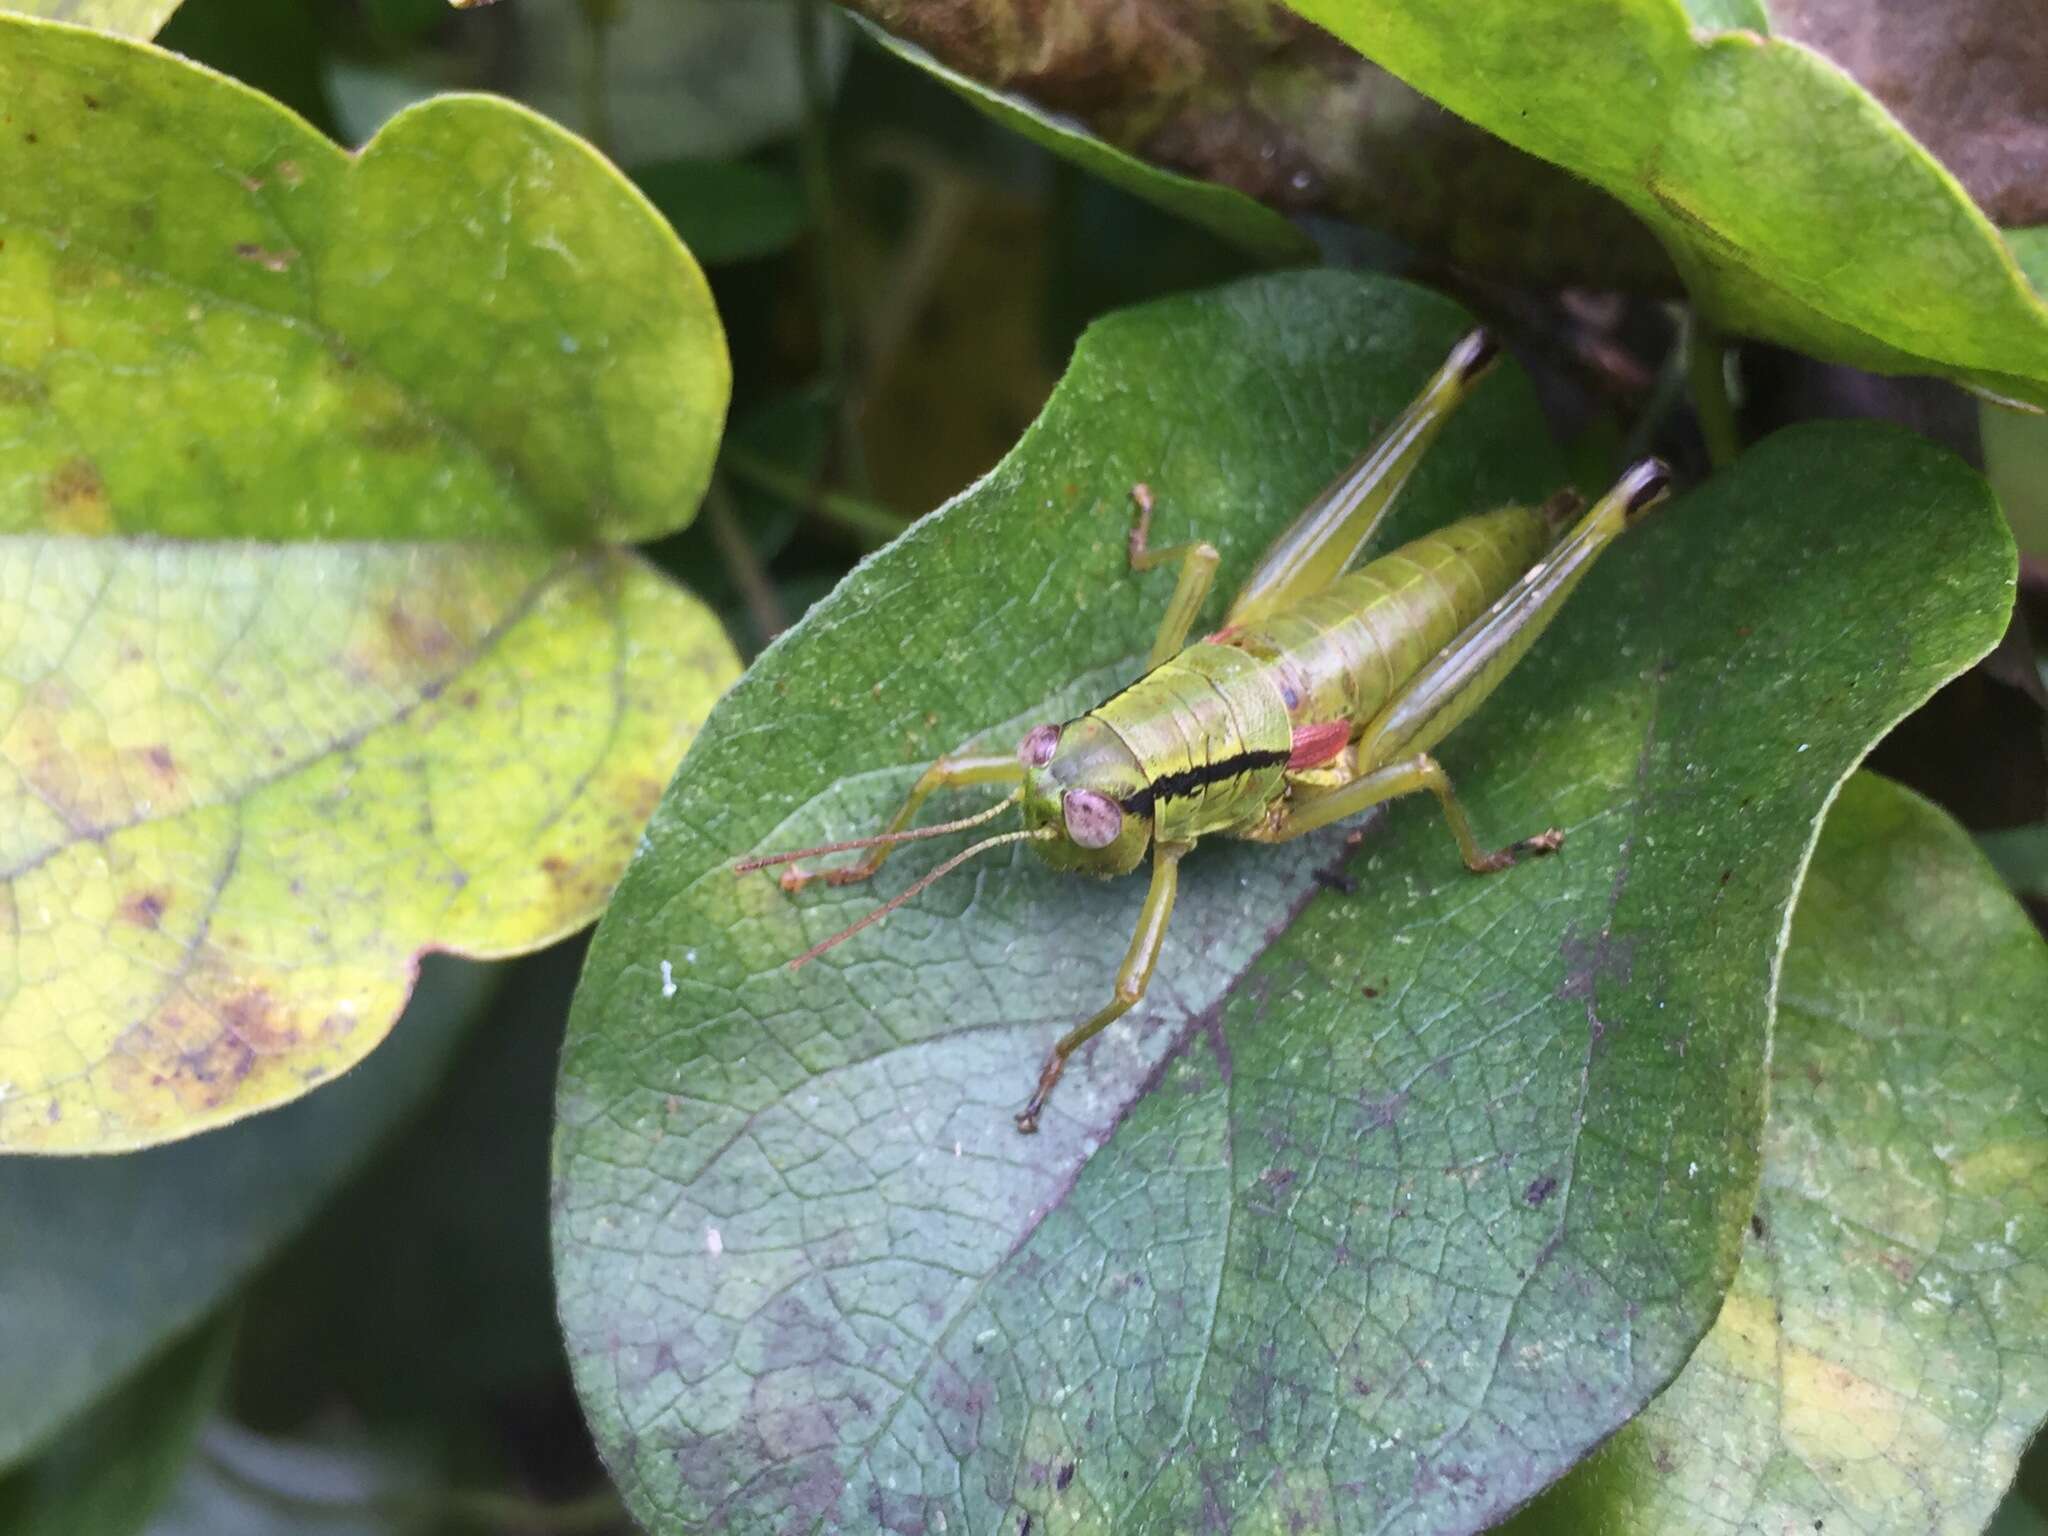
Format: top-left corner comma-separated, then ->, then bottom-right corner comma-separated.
789,826 -> 1056,970
734,792 -> 1021,876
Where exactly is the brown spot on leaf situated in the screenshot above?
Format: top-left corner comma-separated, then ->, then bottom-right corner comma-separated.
1055,1461 -> 1076,1492
44,456 -> 112,534
382,603 -> 454,661
1524,1174 -> 1558,1207
142,744 -> 177,781
232,243 -> 296,273
219,986 -> 300,1053
119,889 -> 167,928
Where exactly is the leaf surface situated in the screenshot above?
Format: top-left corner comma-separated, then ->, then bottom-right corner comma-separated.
1279,0 -> 2048,407
551,271 -> 2015,1534
0,1317 -> 232,1536
0,18 -> 740,1148
1509,775 -> 2048,1534
855,20 -> 1316,265
0,16 -> 727,542
0,540 -> 733,1150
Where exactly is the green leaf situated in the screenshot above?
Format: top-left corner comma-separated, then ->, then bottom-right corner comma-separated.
855,19 -> 1317,265
0,16 -> 728,542
1678,0 -> 1768,29
235,944 -> 581,1421
1979,824 -> 2048,902
551,270 -> 2015,1534
2012,228 -> 2048,298
1983,398 -> 2048,559
0,0 -> 177,38
1507,774 -> 2048,1535
632,158 -> 810,267
1279,0 -> 2048,408
0,1316 -> 232,1536
0,18 -> 742,1149
0,956 -> 484,1473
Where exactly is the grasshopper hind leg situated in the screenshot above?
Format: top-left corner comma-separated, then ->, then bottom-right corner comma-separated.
1261,752 -> 1563,873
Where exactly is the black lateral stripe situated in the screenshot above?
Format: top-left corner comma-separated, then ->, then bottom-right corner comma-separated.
1119,748 -> 1289,816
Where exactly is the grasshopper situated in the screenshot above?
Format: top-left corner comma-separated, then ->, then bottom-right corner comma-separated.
739,330 -> 1673,1133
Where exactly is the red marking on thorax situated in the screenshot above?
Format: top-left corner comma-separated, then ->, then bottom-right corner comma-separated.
1288,720 -> 1351,769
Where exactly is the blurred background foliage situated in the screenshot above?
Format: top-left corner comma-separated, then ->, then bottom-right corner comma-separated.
3,0 -> 2045,1530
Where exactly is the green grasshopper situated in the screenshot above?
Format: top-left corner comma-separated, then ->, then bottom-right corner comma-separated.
739,330 -> 1673,1133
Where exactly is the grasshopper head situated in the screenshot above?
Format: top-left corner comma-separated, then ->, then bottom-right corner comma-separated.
1016,718 -> 1151,876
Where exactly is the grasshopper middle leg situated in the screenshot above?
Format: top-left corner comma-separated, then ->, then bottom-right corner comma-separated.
1127,483 -> 1220,669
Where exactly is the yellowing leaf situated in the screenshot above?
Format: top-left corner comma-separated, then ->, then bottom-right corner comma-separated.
0,541 -> 738,1151
0,20 -> 739,1150
0,17 -> 728,543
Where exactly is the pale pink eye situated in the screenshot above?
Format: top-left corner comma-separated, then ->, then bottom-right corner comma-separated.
1018,723 -> 1060,767
1062,789 -> 1123,849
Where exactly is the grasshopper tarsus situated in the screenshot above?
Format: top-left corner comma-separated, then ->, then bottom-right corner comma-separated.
739,334 -> 1679,1133
1014,1056 -> 1063,1136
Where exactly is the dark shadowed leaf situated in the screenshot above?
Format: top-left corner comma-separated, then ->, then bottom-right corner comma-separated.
552,270 -> 2014,1534
1979,824 -> 2048,902
0,1316 -> 232,1536
854,19 -> 1315,265
1508,775 -> 2048,1534
632,158 -> 810,267
842,1 -> 1668,290
0,958 -> 487,1474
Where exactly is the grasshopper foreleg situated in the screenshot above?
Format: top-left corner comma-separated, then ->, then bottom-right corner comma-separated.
774,753 -> 1023,893
1015,839 -> 1191,1134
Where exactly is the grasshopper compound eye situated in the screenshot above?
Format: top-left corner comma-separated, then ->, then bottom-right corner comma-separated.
1061,789 -> 1123,849
1018,724 -> 1060,766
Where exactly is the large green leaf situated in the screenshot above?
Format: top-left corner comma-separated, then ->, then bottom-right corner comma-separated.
551,271 -> 2015,1534
0,956 -> 485,1474
1509,774 -> 2048,1534
0,17 -> 739,1149
1279,0 -> 2048,408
